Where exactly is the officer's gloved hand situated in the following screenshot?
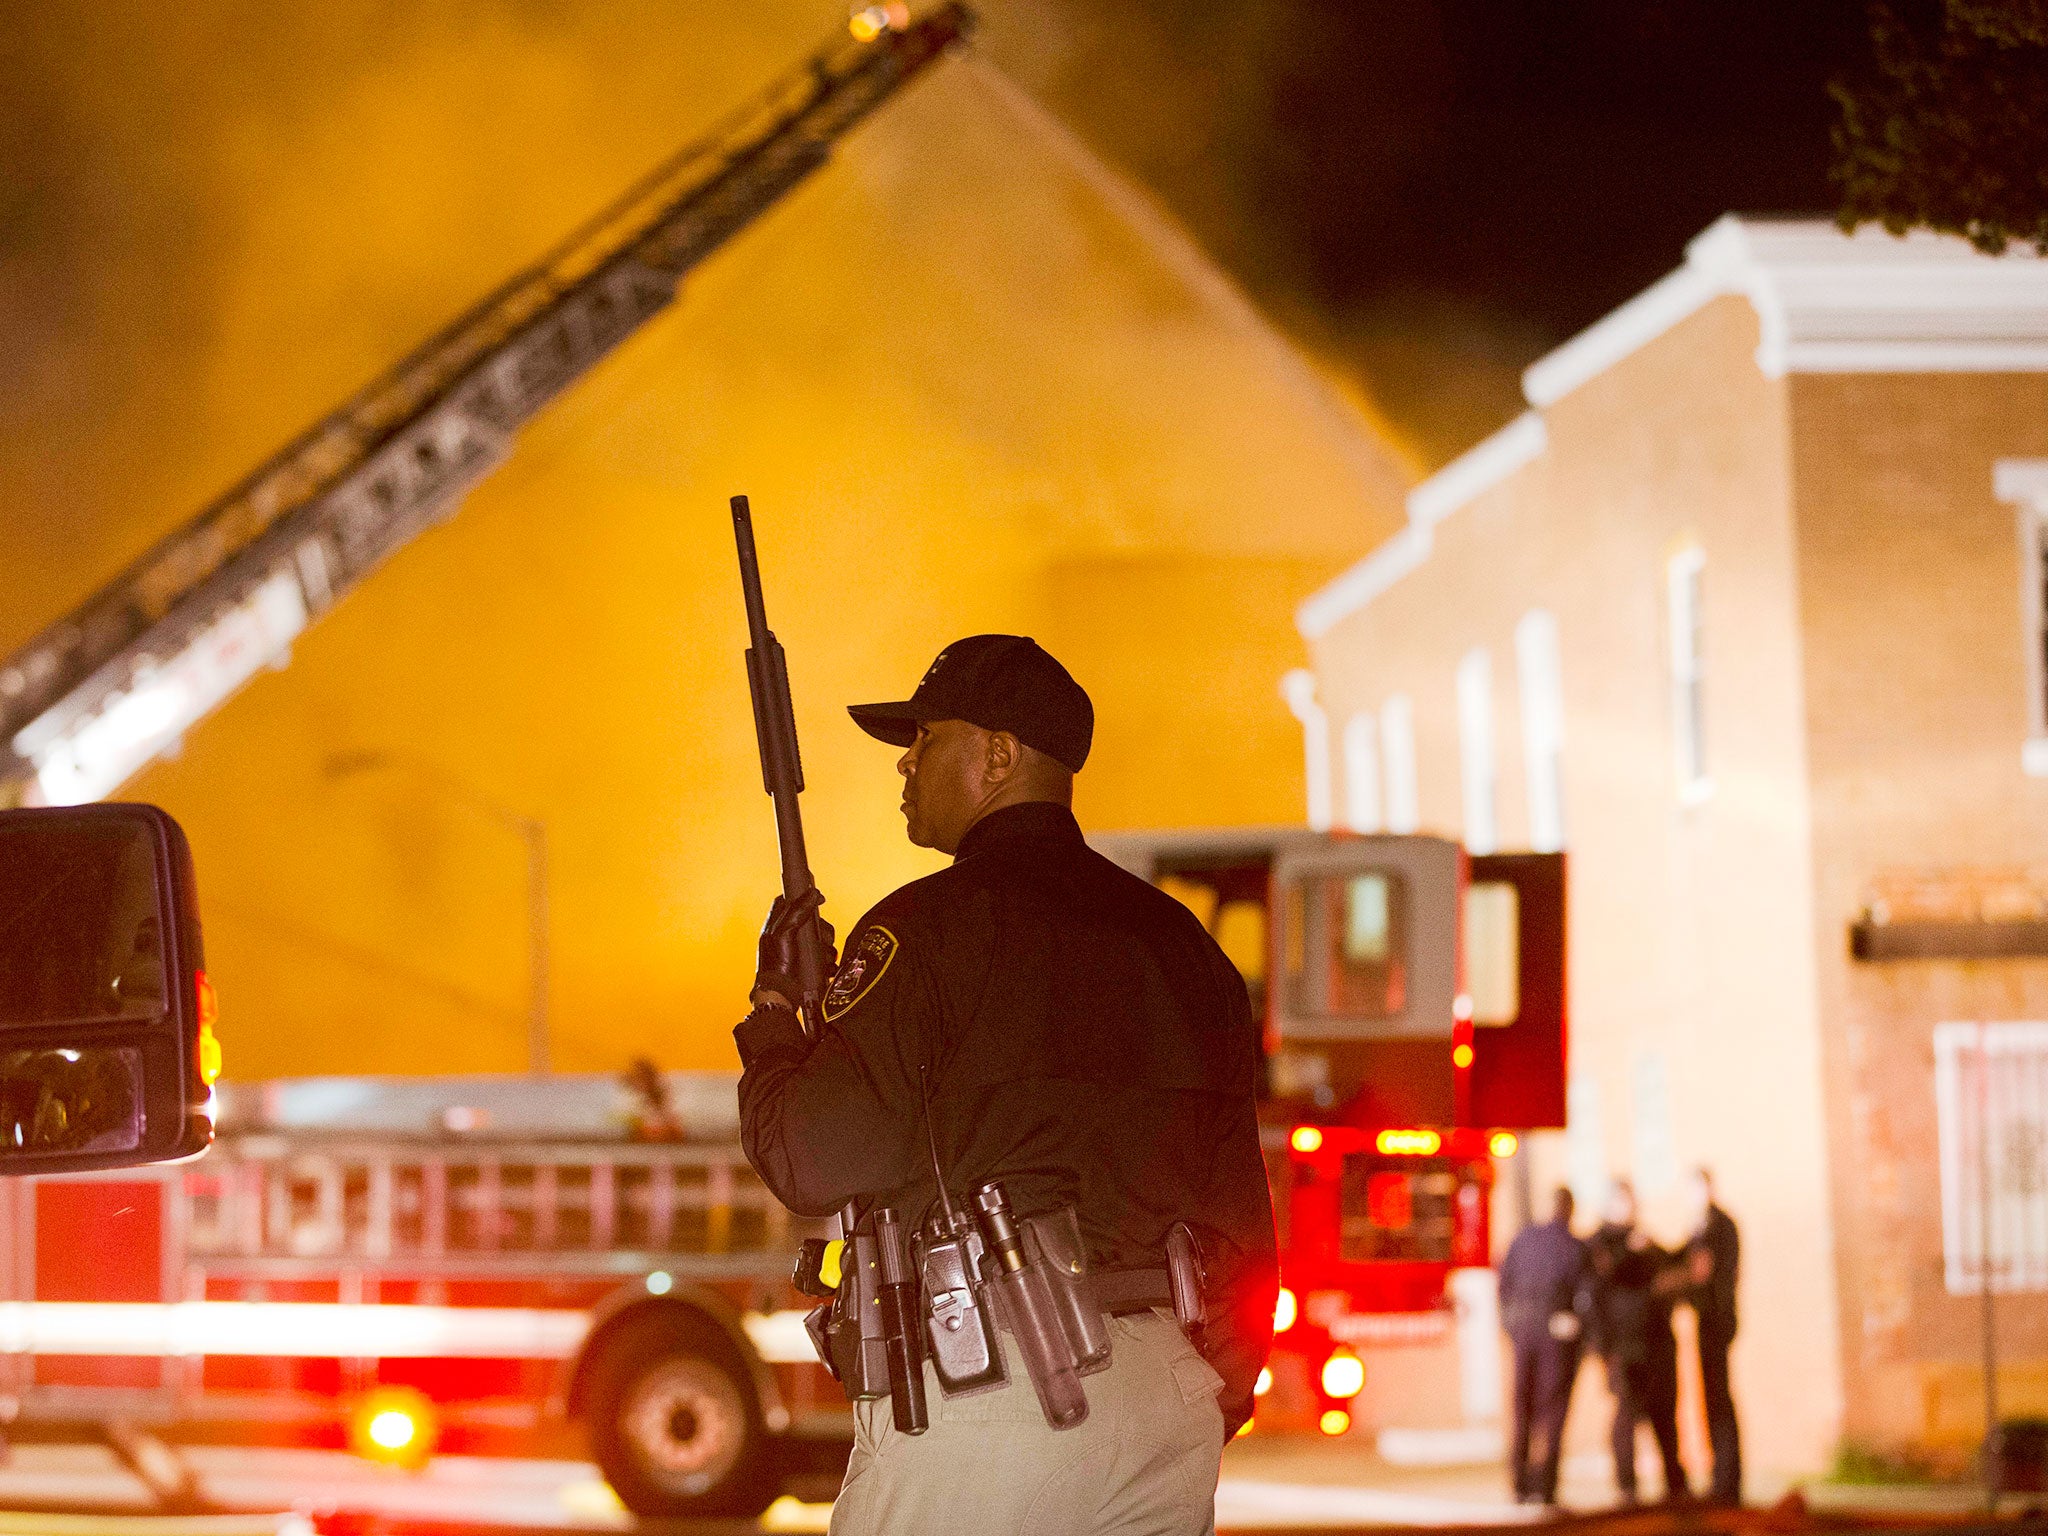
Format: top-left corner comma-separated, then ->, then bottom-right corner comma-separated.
754,889 -> 835,1010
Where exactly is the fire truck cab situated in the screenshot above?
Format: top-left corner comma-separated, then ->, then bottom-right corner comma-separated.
1090,828 -> 1566,1436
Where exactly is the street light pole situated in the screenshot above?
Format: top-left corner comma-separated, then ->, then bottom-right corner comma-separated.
524,817 -> 550,1077
326,750 -> 551,1075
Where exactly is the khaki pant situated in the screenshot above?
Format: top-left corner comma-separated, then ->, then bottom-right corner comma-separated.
829,1310 -> 1226,1536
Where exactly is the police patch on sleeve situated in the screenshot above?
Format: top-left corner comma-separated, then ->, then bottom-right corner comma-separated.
822,926 -> 898,1023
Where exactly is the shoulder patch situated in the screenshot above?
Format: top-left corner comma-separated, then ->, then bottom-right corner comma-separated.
822,925 -> 899,1022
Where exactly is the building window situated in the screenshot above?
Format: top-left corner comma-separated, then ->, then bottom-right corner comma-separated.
2017,488 -> 2048,776
1935,1021 -> 2048,1295
1380,694 -> 1418,834
1514,609 -> 1565,853
1666,547 -> 1711,804
1341,712 -> 1381,832
1996,462 -> 2048,773
1456,649 -> 1497,855
1281,670 -> 1333,832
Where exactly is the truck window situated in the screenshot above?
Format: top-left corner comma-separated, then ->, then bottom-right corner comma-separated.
0,818 -> 165,1025
1157,876 -> 1220,933
1464,880 -> 1520,1026
1282,871 -> 1409,1022
1214,900 -> 1266,985
1340,1155 -> 1456,1263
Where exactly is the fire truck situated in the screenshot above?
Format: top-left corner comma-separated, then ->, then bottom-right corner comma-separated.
0,1071 -> 835,1516
1092,828 -> 1567,1440
2,833 -> 1560,1515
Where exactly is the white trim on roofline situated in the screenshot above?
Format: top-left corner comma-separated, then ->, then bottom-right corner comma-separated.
1298,216 -> 2048,639
1408,412 -> 1548,528
1526,215 -> 2048,406
1297,523 -> 1432,640
1297,413 -> 1545,639
1996,459 -> 2048,512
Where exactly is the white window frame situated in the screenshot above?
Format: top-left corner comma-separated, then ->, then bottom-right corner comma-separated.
1997,461 -> 2048,776
1935,1021 -> 2048,1295
1340,712 -> 1381,833
1456,648 -> 1497,855
1514,608 -> 1565,853
1380,694 -> 1419,834
1281,670 -> 1333,832
1666,547 -> 1711,805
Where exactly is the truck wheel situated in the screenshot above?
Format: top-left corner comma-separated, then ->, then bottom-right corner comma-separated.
585,1313 -> 777,1517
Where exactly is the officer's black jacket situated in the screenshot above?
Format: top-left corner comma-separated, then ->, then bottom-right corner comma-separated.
1497,1216 -> 1587,1345
1586,1223 -> 1679,1365
1686,1204 -> 1739,1340
734,800 -> 1278,1422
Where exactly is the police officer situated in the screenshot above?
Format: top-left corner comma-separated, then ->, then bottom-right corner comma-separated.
1498,1186 -> 1587,1507
734,635 -> 1278,1535
1684,1168 -> 1741,1505
1586,1180 -> 1688,1505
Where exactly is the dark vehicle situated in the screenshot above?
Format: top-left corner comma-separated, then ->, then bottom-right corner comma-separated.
0,802 -> 217,1174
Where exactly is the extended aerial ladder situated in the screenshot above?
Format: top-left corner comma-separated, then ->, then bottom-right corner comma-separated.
0,4 -> 972,810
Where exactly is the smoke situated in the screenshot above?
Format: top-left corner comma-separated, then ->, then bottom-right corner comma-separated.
0,0 -> 1412,1076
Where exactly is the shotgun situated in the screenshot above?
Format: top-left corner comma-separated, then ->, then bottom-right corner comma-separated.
731,494 -> 835,1039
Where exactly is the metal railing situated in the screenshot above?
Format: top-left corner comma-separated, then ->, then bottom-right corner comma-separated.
182,1137 -> 797,1276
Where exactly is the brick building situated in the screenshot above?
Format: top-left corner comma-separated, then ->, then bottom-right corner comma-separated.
1289,217 -> 2048,1476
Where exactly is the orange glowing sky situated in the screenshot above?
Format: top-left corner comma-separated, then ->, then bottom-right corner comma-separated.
0,2 -> 1410,1077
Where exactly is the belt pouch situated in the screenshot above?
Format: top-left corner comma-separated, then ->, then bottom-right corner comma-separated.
1165,1221 -> 1208,1344
917,1215 -> 1007,1397
974,1181 -> 1088,1430
1022,1206 -> 1113,1376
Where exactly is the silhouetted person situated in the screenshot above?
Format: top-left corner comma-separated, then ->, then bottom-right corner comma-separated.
1587,1180 -> 1688,1505
1499,1185 -> 1587,1506
1684,1168 -> 1741,1505
620,1057 -> 683,1142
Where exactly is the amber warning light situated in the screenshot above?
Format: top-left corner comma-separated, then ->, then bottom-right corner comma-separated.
349,1385 -> 436,1468
194,971 -> 222,1086
1375,1128 -> 1442,1156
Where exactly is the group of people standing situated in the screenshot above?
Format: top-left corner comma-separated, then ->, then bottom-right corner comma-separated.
1498,1168 -> 1741,1510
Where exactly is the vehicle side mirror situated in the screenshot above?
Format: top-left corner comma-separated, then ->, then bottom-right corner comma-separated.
0,803 -> 216,1173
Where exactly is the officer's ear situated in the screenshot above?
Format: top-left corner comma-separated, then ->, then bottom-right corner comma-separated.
984,729 -> 1021,785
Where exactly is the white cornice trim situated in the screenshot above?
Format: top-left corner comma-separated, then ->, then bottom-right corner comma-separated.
1408,412 -> 1548,528
1300,218 -> 2048,640
1524,262 -> 1723,407
1297,523 -> 1432,640
1524,215 -> 2048,407
1298,412 -> 1547,639
1996,459 -> 2048,512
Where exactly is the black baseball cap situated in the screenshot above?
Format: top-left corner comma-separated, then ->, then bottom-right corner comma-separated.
848,635 -> 1094,773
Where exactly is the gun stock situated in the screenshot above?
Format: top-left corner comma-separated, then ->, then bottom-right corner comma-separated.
731,494 -> 834,1036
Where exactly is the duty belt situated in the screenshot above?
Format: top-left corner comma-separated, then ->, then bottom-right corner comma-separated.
1091,1266 -> 1174,1315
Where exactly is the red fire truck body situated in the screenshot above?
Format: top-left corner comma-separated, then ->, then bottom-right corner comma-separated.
7,831 -> 1561,1495
0,1074 -> 835,1517
1090,829 -> 1567,1435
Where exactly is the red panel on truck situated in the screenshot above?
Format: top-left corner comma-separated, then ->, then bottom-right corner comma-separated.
35,1180 -> 163,1389
1467,853 -> 1567,1129
36,1180 -> 161,1301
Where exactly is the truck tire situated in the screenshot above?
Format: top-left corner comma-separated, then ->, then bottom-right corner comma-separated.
584,1311 -> 778,1517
